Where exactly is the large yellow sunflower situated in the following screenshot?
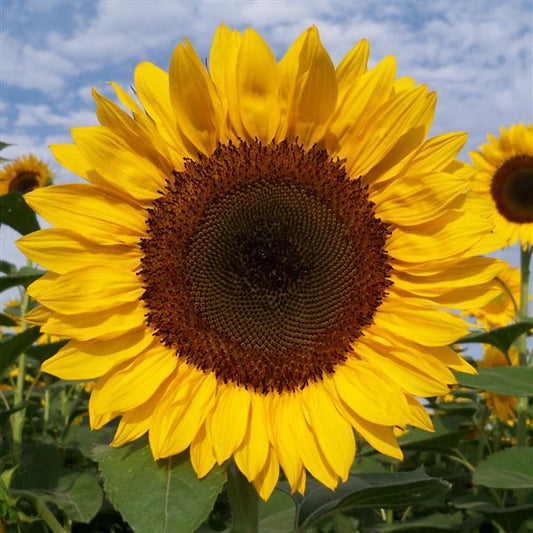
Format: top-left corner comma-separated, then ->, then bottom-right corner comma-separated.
0,154 -> 52,195
465,263 -> 520,329
469,124 -> 533,248
18,26 -> 502,499
479,345 -> 518,423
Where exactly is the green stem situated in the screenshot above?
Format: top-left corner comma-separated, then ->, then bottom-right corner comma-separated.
516,245 -> 531,448
12,286 -> 30,457
34,497 -> 67,533
227,464 -> 259,533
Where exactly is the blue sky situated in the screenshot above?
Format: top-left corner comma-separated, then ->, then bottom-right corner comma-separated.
1,0 -> 532,271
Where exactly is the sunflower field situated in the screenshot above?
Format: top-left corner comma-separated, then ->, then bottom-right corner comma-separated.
0,26 -> 532,533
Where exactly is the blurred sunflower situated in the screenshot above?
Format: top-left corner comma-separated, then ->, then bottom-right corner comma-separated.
18,26 -> 500,499
0,155 -> 52,195
469,124 -> 533,248
465,263 -> 520,329
479,345 -> 518,422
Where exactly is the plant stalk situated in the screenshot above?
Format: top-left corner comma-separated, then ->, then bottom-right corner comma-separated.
516,245 -> 531,448
227,464 -> 259,533
12,286 -> 30,457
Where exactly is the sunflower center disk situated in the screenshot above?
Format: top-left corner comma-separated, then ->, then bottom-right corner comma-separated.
10,171 -> 40,194
491,155 -> 533,223
140,140 -> 391,393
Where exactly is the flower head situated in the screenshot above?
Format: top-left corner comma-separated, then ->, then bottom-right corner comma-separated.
0,155 -> 52,195
465,263 -> 520,329
19,26 -> 495,499
469,124 -> 533,248
479,345 -> 518,422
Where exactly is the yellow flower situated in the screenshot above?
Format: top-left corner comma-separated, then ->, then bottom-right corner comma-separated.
469,124 -> 533,248
0,155 -> 52,195
465,263 -> 520,329
19,26 -> 497,499
479,345 -> 518,422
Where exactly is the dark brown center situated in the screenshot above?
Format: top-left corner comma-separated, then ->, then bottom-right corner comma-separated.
9,171 -> 40,194
140,140 -> 391,393
491,155 -> 533,223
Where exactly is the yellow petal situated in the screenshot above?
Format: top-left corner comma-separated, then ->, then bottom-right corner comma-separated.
190,423 -> 217,479
91,343 -> 176,414
17,229 -> 141,275
234,393 -> 269,481
169,40 -> 224,154
288,394 -> 339,489
338,402 -> 403,460
41,301 -> 146,341
27,265 -> 143,315
372,172 -> 466,226
209,25 -> 243,138
302,383 -> 355,482
329,56 -> 395,155
236,28 -> 280,142
24,184 -> 145,245
373,298 -> 468,346
111,388 -> 163,447
24,305 -> 51,326
49,144 -> 91,179
134,61 -> 191,159
150,370 -> 217,459
405,396 -> 434,432
387,211 -> 491,263
252,447 -> 280,501
268,394 -> 304,490
41,328 -> 153,380
278,26 -> 337,145
207,383 -> 250,464
334,361 -> 411,426
72,126 -> 166,203
335,39 -> 369,104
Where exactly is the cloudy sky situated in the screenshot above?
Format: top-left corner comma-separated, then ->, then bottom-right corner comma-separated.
1,0 -> 532,272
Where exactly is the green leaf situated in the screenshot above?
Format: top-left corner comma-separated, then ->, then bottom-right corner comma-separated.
0,271 -> 44,293
0,141 -> 12,151
93,438 -> 226,533
453,495 -> 533,532
0,313 -> 17,327
295,468 -> 451,528
456,367 -> 533,396
9,444 -> 103,524
0,192 -> 40,235
257,489 -> 295,533
399,427 -> 468,452
0,327 -> 41,373
0,259 -> 16,274
375,512 -> 465,531
459,321 -> 533,355
25,340 -> 68,363
473,448 -> 533,489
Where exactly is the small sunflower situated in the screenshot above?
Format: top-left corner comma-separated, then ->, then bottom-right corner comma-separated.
0,155 -> 53,195
470,124 -> 533,248
479,345 -> 518,422
465,263 -> 520,329
19,26 -> 498,499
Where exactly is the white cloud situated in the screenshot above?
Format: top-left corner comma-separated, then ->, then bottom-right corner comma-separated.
14,103 -> 96,128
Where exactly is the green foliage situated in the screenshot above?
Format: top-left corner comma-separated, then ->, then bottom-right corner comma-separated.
93,438 -> 227,533
0,266 -> 45,293
0,141 -> 11,163
456,366 -> 533,396
294,468 -> 450,528
0,327 -> 41,374
459,321 -> 533,355
473,448 -> 533,489
0,192 -> 40,234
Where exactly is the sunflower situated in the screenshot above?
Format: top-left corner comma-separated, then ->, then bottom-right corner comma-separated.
465,263 -> 520,329
469,124 -> 533,248
18,26 -> 500,499
479,345 -> 518,422
0,155 -> 52,195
